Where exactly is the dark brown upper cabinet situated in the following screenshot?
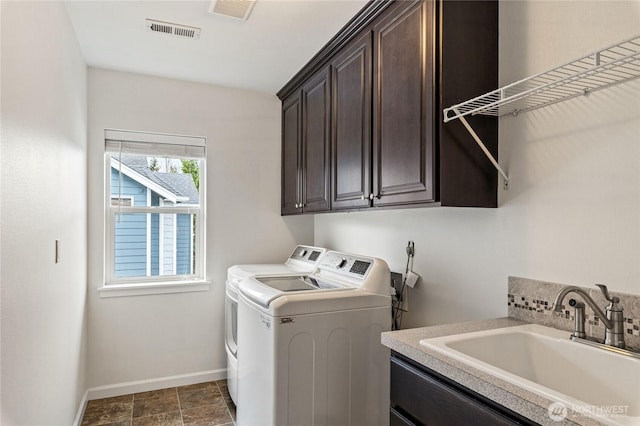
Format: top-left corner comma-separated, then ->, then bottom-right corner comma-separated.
281,67 -> 332,214
278,0 -> 498,215
331,31 -> 372,211
281,93 -> 302,215
301,67 -> 331,213
372,0 -> 436,206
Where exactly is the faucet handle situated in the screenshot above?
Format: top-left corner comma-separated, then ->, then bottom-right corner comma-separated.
596,284 -> 619,303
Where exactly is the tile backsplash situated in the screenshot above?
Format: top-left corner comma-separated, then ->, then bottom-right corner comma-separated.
508,276 -> 640,351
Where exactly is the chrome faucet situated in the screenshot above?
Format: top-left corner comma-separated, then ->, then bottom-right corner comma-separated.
553,284 -> 625,349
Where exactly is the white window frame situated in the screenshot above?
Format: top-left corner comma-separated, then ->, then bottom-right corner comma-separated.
101,129 -> 209,297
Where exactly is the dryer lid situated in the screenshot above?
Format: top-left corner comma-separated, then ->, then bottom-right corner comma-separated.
227,245 -> 327,282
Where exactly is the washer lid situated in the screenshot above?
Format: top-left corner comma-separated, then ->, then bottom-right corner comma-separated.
228,264 -> 302,281
240,276 -> 350,308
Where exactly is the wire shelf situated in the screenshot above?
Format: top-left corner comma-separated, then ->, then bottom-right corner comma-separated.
444,35 -> 640,122
442,35 -> 640,189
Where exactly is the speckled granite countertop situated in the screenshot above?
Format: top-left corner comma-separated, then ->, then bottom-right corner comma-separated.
381,318 -> 607,426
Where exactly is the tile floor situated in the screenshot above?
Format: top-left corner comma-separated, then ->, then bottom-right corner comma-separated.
81,380 -> 236,426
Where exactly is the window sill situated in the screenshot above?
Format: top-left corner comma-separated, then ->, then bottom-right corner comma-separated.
98,280 -> 211,298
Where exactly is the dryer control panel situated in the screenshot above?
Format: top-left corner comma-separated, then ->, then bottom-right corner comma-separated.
289,245 -> 326,264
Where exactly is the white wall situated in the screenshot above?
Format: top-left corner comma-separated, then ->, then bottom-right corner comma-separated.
0,2 -> 88,425
87,69 -> 313,389
315,1 -> 640,329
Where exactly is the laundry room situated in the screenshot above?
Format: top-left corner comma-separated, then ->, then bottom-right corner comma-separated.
1,0 -> 639,425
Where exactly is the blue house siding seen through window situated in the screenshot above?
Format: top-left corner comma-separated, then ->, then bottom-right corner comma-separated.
110,161 -> 196,279
176,214 -> 192,274
111,169 -> 148,277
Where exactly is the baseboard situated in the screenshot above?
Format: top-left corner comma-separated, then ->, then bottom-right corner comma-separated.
73,389 -> 89,426
74,368 -> 227,424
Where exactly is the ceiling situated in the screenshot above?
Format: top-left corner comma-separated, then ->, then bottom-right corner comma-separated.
64,0 -> 368,95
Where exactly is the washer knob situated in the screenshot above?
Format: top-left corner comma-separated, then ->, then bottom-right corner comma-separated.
337,258 -> 347,269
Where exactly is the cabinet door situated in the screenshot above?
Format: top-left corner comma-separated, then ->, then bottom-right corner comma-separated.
281,93 -> 302,215
301,67 -> 331,212
331,31 -> 372,210
372,0 -> 436,206
391,355 -> 528,426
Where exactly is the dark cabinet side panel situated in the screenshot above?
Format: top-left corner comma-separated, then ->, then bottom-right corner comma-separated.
372,0 -> 436,207
301,68 -> 331,212
281,94 -> 302,215
439,0 -> 498,207
331,31 -> 372,210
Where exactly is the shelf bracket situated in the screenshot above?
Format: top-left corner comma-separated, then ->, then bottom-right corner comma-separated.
453,108 -> 509,190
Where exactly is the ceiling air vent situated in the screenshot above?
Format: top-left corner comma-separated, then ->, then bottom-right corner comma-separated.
209,0 -> 256,21
145,19 -> 201,39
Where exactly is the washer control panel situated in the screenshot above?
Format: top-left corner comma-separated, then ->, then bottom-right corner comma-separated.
319,252 -> 373,279
313,251 -> 391,295
349,260 -> 371,276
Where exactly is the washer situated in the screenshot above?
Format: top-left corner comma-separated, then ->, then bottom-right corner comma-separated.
237,251 -> 392,426
225,245 -> 327,405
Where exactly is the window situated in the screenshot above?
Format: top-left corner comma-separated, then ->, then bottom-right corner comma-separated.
104,130 -> 206,288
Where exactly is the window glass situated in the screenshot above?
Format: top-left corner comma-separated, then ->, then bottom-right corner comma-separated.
105,132 -> 205,286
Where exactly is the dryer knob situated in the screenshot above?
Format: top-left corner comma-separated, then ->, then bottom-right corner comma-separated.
337,258 -> 347,269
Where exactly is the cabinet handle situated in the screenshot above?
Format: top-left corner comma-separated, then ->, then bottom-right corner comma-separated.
369,193 -> 381,200
360,195 -> 365,200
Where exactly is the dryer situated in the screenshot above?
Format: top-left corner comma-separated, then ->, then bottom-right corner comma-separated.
225,245 -> 327,404
237,251 -> 392,426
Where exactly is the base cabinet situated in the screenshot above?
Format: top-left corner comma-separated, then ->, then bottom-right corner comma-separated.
390,353 -> 537,426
